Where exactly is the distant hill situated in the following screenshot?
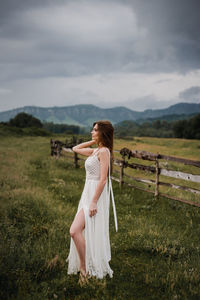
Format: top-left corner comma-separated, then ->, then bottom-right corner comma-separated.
140,103 -> 200,119
0,103 -> 200,126
135,113 -> 198,124
0,105 -> 140,126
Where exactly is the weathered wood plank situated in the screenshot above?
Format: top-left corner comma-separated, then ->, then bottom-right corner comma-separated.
114,169 -> 200,194
112,175 -> 200,207
160,168 -> 200,183
118,148 -> 200,168
159,154 -> 200,168
62,149 -> 86,161
120,147 -> 158,161
62,147 -> 73,153
119,160 -> 124,188
111,176 -> 155,194
114,157 -> 200,183
155,158 -> 159,196
159,181 -> 200,195
114,170 -> 155,186
114,158 -> 156,173
74,152 -> 79,168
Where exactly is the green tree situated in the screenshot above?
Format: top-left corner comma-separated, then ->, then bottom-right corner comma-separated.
152,120 -> 161,129
172,114 -> 200,139
173,120 -> 187,138
189,114 -> 200,139
9,113 -> 43,128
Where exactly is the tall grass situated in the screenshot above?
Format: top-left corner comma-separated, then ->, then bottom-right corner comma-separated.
0,136 -> 200,299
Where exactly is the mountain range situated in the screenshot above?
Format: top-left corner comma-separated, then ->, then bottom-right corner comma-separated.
0,103 -> 200,127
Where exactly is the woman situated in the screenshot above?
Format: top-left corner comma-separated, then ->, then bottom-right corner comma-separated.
66,120 -> 118,284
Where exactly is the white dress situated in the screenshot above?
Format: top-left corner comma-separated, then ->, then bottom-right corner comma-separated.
66,147 -> 118,279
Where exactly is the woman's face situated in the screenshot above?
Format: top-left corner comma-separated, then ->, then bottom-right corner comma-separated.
91,123 -> 99,143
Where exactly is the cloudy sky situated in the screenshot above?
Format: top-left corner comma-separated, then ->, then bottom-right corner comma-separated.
0,0 -> 200,112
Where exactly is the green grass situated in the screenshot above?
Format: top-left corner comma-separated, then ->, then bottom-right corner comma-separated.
0,136 -> 200,299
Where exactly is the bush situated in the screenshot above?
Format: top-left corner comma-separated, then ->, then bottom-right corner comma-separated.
9,112 -> 43,128
0,124 -> 51,137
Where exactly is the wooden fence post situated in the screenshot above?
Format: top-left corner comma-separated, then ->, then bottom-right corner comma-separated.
74,152 -> 79,168
119,160 -> 124,189
155,157 -> 159,197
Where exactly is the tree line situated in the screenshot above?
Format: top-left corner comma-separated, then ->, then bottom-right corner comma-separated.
0,112 -> 199,139
0,112 -> 82,135
114,114 -> 200,139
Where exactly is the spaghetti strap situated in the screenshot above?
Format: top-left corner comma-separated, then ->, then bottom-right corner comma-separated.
91,148 -> 99,156
105,148 -> 118,232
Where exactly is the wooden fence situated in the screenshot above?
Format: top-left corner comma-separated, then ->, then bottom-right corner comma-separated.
50,137 -> 84,158
114,148 -> 200,207
50,139 -> 200,208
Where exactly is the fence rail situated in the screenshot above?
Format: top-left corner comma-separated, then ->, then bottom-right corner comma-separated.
50,139 -> 200,208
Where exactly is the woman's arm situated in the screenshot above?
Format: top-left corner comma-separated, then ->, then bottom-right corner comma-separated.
89,148 -> 109,217
72,140 -> 96,156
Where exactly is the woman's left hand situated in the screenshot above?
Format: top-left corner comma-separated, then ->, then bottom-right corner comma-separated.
89,202 -> 97,217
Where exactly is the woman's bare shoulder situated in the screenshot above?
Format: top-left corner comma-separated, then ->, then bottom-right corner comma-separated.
98,147 -> 110,156
99,146 -> 109,151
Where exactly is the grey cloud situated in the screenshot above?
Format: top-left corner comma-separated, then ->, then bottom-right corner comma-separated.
0,1 -> 143,80
179,86 -> 200,103
1,0 -> 200,82
0,0 -> 200,112
125,0 -> 200,72
121,96 -> 176,111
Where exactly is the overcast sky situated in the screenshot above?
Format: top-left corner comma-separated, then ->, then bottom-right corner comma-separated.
0,0 -> 200,112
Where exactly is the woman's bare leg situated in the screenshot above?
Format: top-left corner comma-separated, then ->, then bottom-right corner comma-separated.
70,209 -> 86,272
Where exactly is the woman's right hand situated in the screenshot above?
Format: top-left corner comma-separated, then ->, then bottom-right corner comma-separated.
89,201 -> 97,217
72,140 -> 96,156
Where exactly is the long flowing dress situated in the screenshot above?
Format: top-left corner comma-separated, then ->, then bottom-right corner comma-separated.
66,147 -> 118,279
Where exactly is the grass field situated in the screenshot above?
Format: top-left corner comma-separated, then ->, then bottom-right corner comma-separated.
0,135 -> 200,300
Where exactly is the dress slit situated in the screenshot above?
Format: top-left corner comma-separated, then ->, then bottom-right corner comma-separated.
75,206 -> 86,231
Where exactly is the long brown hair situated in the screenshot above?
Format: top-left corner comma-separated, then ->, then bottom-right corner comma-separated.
93,120 -> 114,173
